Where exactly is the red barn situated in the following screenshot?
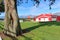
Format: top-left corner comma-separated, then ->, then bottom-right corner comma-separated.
53,12 -> 60,22
56,16 -> 60,21
34,14 -> 52,22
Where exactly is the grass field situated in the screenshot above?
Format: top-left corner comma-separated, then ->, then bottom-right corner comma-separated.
0,21 -> 60,40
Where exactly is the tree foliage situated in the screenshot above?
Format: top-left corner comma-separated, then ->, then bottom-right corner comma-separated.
0,0 -> 4,12
17,0 -> 55,9
0,0 -> 56,12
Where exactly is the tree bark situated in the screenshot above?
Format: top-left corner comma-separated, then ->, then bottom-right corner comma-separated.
4,0 -> 22,37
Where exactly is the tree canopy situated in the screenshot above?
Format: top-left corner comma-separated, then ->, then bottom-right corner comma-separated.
0,0 -> 55,12
0,0 -> 4,12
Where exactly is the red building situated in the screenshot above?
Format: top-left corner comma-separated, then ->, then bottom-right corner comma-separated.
53,12 -> 60,22
56,16 -> 60,21
34,14 -> 52,22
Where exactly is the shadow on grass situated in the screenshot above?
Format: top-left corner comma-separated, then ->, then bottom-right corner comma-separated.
22,21 -> 60,33
39,21 -> 60,26
21,35 -> 33,40
22,22 -> 48,33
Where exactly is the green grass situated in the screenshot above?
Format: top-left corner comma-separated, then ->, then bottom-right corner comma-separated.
0,21 -> 60,40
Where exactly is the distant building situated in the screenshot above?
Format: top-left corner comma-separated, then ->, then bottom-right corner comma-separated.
53,12 -> 60,22
34,13 -> 58,22
19,20 -> 23,22
34,14 -> 52,22
56,16 -> 60,22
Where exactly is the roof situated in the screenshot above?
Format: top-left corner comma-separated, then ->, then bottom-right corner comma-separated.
34,14 -> 52,18
53,12 -> 60,16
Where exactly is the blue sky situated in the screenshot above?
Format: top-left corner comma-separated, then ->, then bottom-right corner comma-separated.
0,0 -> 60,18
17,0 -> 60,16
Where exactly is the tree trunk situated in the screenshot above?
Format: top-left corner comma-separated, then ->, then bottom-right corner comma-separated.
4,0 -> 22,37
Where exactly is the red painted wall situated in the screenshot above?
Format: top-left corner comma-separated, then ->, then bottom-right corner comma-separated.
49,17 -> 52,21
34,14 -> 52,22
57,16 -> 60,21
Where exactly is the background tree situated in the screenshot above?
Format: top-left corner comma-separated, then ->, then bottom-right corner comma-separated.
0,0 -> 55,37
0,0 -> 4,15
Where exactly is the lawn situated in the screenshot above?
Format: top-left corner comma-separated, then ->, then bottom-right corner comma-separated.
0,21 -> 60,40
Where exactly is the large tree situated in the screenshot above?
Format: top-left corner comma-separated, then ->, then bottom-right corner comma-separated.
0,0 -> 55,37
4,0 -> 22,37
